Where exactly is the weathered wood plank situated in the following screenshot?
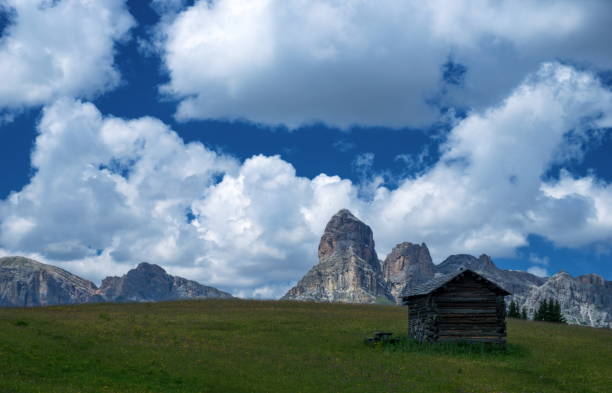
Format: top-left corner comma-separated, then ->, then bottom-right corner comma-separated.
437,309 -> 498,314
434,297 -> 497,302
438,329 -> 504,336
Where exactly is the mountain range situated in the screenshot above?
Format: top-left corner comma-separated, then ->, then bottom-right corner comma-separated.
282,209 -> 612,328
1,209 -> 610,328
0,256 -> 232,306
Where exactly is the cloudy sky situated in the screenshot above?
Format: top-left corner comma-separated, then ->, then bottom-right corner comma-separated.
1,0 -> 611,298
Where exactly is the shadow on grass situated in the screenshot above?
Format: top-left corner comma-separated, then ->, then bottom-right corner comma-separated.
367,336 -> 529,359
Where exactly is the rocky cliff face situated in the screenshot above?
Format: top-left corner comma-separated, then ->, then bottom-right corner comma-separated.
282,209 -> 392,303
436,253 -> 546,298
412,253 -> 611,328
382,242 -> 435,302
97,262 -> 233,302
0,256 -> 97,306
424,253 -> 612,328
512,272 -> 612,328
284,209 -> 612,328
0,257 -> 232,306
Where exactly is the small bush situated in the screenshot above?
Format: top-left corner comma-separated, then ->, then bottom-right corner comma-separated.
14,320 -> 28,327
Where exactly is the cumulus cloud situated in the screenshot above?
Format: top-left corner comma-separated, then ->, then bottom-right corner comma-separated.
1,63 -> 612,297
0,0 -> 134,114
0,98 -> 238,275
527,266 -> 549,278
155,0 -> 612,129
364,63 -> 612,259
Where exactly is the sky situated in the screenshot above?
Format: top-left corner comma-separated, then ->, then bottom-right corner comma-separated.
0,0 -> 611,298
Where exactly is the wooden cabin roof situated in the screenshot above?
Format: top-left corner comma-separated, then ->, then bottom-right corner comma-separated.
401,268 -> 511,299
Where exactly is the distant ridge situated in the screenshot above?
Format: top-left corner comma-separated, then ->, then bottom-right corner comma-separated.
97,262 -> 232,302
0,256 -> 98,306
0,256 -> 232,307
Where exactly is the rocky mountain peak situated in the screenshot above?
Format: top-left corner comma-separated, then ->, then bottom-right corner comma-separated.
133,262 -> 167,275
478,254 -> 495,267
0,255 -> 233,306
0,256 -> 97,306
516,270 -> 612,327
577,273 -> 607,286
317,209 -> 378,268
98,263 -> 232,302
551,271 -> 571,280
283,209 -> 391,304
382,242 -> 435,302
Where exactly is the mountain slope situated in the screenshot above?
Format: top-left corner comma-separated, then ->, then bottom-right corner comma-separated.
382,242 -> 435,302
0,257 -> 232,306
98,262 -> 233,302
0,256 -> 97,306
514,272 -> 612,328
285,209 -> 612,328
282,209 -> 392,303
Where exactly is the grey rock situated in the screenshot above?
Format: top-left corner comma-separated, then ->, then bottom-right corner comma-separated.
0,256 -> 97,306
282,209 -> 392,303
304,210 -> 611,328
436,253 -> 546,297
427,254 -> 611,328
382,242 -> 435,303
0,257 -> 232,306
512,272 -> 612,328
97,262 -> 233,302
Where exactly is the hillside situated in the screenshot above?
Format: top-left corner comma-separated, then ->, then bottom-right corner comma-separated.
0,299 -> 610,393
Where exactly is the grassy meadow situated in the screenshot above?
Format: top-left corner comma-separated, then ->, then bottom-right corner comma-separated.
0,299 -> 610,393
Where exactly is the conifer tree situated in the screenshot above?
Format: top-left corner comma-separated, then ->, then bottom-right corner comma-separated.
551,300 -> 566,324
533,298 -> 566,323
534,299 -> 546,321
508,299 -> 520,318
521,307 -> 528,320
544,298 -> 554,321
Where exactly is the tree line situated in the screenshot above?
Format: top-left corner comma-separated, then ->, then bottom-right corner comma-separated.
507,298 -> 566,323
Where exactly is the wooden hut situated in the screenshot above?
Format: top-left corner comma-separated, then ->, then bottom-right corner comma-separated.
401,269 -> 511,345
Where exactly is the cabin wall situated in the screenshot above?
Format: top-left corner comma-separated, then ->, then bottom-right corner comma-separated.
407,295 -> 438,342
406,274 -> 508,345
434,276 -> 506,344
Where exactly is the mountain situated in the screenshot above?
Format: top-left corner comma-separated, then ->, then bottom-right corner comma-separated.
382,242 -> 435,301
284,209 -> 612,328
417,253 -> 611,328
513,272 -> 612,328
98,262 -> 232,302
0,256 -> 97,306
435,253 -> 546,298
0,257 -> 232,306
282,209 -> 392,303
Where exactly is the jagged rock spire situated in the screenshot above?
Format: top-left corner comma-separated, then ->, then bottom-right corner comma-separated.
382,242 -> 435,303
282,209 -> 392,303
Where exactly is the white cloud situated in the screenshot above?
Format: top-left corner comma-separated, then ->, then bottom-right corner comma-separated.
527,266 -> 549,277
155,0 -> 612,129
0,0 -> 134,113
1,63 -> 611,297
0,98 -> 357,296
0,98 -> 238,274
529,254 -> 550,266
364,63 -> 612,260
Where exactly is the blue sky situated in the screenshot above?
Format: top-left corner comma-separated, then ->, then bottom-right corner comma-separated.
0,0 -> 611,297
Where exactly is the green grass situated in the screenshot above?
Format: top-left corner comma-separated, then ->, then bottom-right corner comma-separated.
0,299 -> 610,393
